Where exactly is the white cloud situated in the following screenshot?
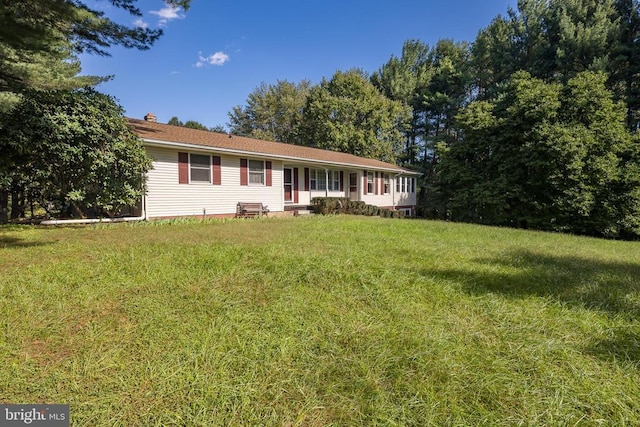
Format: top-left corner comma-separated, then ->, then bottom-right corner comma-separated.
150,3 -> 185,26
195,52 -> 230,67
133,18 -> 148,29
150,5 -> 183,19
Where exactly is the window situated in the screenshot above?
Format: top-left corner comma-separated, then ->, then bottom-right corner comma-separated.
309,169 -> 316,190
367,172 -> 374,194
410,177 -> 415,193
383,174 -> 390,194
249,160 -> 264,185
309,169 -> 340,191
329,170 -> 341,191
309,169 -> 327,191
396,177 -> 400,193
190,154 -> 211,182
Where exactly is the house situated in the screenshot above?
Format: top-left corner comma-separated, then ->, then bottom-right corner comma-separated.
129,114 -> 420,219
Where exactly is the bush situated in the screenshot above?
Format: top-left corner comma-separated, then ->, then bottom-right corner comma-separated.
311,197 -> 350,215
311,197 -> 405,219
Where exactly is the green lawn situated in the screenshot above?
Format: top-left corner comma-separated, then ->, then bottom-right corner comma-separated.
1,216 -> 639,426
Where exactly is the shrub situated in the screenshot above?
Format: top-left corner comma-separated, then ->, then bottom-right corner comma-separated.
345,201 -> 367,215
311,197 -> 405,219
311,197 -> 350,215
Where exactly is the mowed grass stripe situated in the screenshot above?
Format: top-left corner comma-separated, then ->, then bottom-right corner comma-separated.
1,216 -> 639,426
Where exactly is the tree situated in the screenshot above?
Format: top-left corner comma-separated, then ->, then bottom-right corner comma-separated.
167,116 -> 224,132
210,124 -> 227,133
610,0 -> 640,130
228,80 -> 312,143
439,71 -> 640,238
0,41 -> 105,110
470,0 -> 637,128
167,116 -> 184,126
374,39 -> 471,215
0,0 -> 190,95
0,1 -> 190,222
548,0 -> 619,78
301,69 -> 411,163
183,120 -> 209,131
0,89 -> 152,220
471,14 -> 519,99
471,0 -> 619,88
441,72 -> 563,226
372,39 -> 432,165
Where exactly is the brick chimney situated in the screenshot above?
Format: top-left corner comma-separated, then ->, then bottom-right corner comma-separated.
144,112 -> 157,123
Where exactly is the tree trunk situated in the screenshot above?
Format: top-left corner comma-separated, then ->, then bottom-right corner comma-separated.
0,189 -> 8,224
10,188 -> 20,219
70,201 -> 87,219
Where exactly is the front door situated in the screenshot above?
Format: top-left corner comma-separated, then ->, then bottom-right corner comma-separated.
284,168 -> 293,203
349,172 -> 358,201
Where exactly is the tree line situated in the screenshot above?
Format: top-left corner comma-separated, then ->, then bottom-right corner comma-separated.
225,0 -> 640,239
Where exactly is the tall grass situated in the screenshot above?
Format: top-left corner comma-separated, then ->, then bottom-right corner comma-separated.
1,216 -> 639,425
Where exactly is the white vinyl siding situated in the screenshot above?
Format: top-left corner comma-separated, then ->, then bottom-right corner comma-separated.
145,146 -> 283,218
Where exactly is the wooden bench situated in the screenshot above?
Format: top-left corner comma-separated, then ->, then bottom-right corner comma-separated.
236,202 -> 269,218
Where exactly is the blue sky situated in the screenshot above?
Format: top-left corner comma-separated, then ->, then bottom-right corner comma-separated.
81,0 -> 516,129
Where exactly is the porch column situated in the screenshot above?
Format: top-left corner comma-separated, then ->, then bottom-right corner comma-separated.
392,174 -> 398,209
325,168 -> 329,197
